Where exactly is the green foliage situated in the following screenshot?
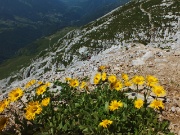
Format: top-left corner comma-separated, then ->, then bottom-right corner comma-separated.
1,73 -> 173,135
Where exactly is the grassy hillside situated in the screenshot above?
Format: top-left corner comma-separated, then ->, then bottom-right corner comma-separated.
0,27 -> 75,80
0,0 -> 179,84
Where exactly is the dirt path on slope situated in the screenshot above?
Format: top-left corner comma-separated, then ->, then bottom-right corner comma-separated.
140,1 -> 155,42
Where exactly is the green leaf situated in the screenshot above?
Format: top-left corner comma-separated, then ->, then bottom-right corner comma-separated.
57,121 -> 63,130
63,124 -> 67,131
147,129 -> 152,135
82,128 -> 89,133
75,103 -> 80,107
79,125 -> 86,130
57,114 -> 61,121
104,101 -> 109,112
53,116 -> 56,122
161,121 -> 169,130
50,128 -> 54,134
50,122 -> 53,127
37,131 -> 49,135
123,102 -> 127,108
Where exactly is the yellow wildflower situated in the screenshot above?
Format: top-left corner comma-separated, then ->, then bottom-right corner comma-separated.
36,85 -> 47,96
99,119 -> 113,128
37,81 -> 43,85
122,73 -> 129,81
31,79 -> 36,85
25,101 -> 42,120
152,85 -> 166,97
25,101 -> 42,114
98,65 -> 106,72
150,100 -> 164,110
94,73 -> 101,84
25,83 -> 31,89
110,81 -> 123,91
41,97 -> 50,107
0,99 -> 9,113
146,75 -> 158,86
25,111 -> 35,120
69,79 -> 79,87
132,75 -> 145,85
148,83 -> 158,88
134,99 -> 144,109
45,82 -> 51,87
3,99 -> 9,107
109,100 -> 123,111
101,72 -> 107,81
8,88 -> 23,102
65,77 -> 71,82
124,81 -> 132,87
0,117 -> 8,131
25,79 -> 36,88
80,81 -> 86,89
108,75 -> 117,83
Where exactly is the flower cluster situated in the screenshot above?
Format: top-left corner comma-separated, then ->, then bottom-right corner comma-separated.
0,67 -> 170,134
66,77 -> 88,90
24,97 -> 50,121
93,71 -> 167,129
132,75 -> 145,85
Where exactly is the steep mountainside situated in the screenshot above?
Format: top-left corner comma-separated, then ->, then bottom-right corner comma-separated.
0,0 -> 179,91
60,0 -> 130,25
0,0 -> 129,63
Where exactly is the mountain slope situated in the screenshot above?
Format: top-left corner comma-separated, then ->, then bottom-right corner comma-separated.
0,0 -> 130,63
60,0 -> 130,25
0,0 -> 179,90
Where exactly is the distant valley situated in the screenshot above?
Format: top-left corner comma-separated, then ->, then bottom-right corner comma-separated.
0,0 -> 130,64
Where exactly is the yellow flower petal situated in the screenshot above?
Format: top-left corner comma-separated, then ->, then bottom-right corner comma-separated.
108,75 -> 117,83
134,99 -> 144,109
8,88 -> 23,102
109,100 -> 123,111
99,119 -> 113,128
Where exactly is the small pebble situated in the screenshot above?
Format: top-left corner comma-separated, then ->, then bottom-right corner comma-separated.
171,106 -> 176,112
